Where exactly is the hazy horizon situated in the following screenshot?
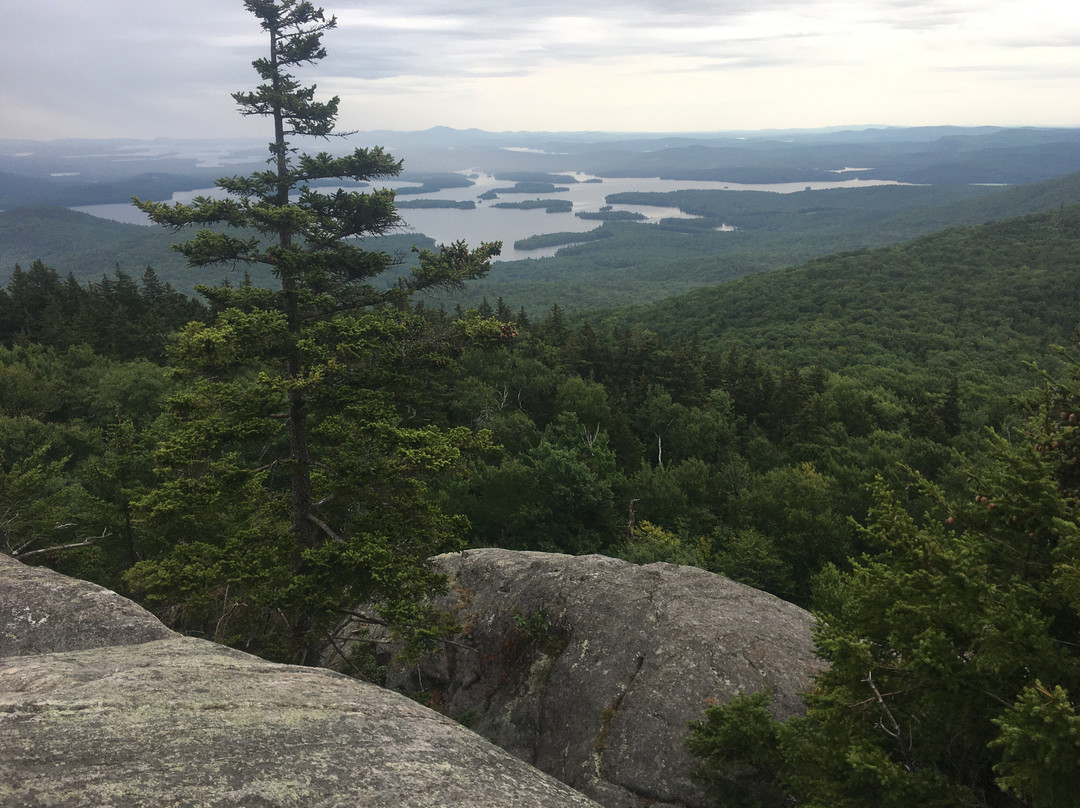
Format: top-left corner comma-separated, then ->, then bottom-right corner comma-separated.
2,1 -> 1078,142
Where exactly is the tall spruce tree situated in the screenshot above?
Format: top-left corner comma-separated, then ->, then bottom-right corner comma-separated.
128,0 -> 500,663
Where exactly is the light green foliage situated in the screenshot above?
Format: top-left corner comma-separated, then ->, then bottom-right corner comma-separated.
618,521 -> 707,568
555,376 -> 613,436
0,343 -> 170,584
635,385 -> 734,466
0,447 -> 92,560
710,527 -> 795,598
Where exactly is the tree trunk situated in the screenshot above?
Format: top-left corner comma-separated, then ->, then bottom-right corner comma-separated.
269,24 -> 317,553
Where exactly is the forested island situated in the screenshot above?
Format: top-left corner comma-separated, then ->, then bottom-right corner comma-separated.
2,2 -> 1079,806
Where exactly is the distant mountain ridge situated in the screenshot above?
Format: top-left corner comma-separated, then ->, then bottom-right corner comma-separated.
4,125 -> 1080,207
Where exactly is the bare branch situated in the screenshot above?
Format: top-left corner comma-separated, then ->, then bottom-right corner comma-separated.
865,670 -> 917,771
341,609 -> 389,626
307,512 -> 346,544
15,538 -> 96,560
324,631 -> 372,680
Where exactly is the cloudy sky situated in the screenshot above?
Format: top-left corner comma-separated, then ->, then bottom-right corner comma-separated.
2,0 -> 1078,140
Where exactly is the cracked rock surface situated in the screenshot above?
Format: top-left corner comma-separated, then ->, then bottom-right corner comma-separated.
0,553 -> 601,808
351,549 -> 822,808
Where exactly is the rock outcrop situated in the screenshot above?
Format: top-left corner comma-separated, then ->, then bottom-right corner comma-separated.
345,549 -> 822,808
0,553 -> 601,808
1,553 -> 173,657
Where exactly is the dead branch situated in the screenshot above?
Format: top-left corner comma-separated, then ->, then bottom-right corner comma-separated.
14,529 -> 107,560
335,610 -> 478,653
307,513 -> 346,544
15,540 -> 95,560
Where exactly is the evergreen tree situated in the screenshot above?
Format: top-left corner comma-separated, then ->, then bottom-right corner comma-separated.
127,0 -> 499,663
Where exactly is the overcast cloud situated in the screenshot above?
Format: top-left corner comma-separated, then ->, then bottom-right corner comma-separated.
1,0 -> 1077,140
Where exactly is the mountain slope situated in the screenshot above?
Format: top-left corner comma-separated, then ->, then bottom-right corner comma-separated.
0,207 -> 433,295
599,204 -> 1080,391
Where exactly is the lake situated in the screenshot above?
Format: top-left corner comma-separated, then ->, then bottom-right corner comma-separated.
74,171 -> 908,262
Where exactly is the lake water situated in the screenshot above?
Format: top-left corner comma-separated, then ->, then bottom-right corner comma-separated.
74,171 -> 907,262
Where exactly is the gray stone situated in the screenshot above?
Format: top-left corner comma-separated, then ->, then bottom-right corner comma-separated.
345,549 -> 821,808
0,553 -> 174,657
0,554 -> 602,808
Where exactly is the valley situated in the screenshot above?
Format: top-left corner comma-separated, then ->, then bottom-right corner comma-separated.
5,125 -> 1080,309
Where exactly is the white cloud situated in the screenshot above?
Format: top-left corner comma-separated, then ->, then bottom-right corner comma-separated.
1,0 -> 1077,139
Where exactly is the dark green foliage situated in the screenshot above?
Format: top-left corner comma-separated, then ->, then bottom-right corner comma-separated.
685,689 -> 789,808
396,199 -> 476,210
492,199 -> 573,213
575,209 -> 646,221
513,228 -> 610,251
393,172 -> 477,195
493,172 -> 580,185
1,260 -> 207,360
13,195 -> 1080,627
488,182 -> 570,195
602,205 -> 1080,391
686,356 -> 1080,805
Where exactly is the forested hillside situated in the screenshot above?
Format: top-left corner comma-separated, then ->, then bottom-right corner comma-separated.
5,172 -> 1080,315
5,203 -> 1078,602
4,186 -> 1079,808
0,206 -> 434,297
452,171 -> 1080,311
602,204 -> 1080,377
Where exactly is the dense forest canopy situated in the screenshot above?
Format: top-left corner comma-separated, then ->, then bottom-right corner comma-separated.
3,3 -> 1080,806
4,197 -> 1080,802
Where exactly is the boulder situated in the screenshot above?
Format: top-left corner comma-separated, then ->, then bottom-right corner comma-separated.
0,554 -> 601,808
0,552 -> 172,657
343,549 -> 822,808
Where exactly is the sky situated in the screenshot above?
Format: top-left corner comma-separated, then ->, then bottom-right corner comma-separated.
2,0 -> 1078,141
